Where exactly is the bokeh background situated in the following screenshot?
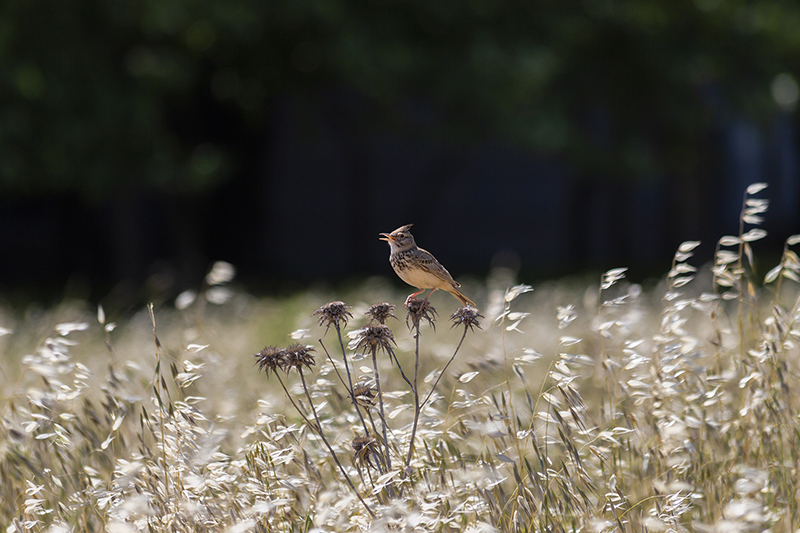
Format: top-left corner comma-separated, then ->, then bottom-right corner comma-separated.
2,0 -> 799,304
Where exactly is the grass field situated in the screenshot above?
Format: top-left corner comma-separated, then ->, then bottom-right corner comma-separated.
2,183 -> 800,532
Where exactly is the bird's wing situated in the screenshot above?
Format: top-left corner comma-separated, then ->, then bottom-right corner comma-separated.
415,248 -> 460,287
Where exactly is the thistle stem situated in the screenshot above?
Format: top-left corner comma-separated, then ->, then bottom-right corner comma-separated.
420,327 -> 468,411
404,322 -> 422,475
334,324 -> 370,435
298,369 -> 376,519
371,348 -> 392,471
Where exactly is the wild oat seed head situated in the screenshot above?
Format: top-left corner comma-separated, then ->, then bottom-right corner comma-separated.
352,435 -> 377,452
313,301 -> 353,333
254,346 -> 286,378
352,435 -> 380,467
450,306 -> 483,332
283,343 -> 316,372
353,383 -> 374,396
353,383 -> 377,407
405,297 -> 437,330
353,325 -> 395,353
366,302 -> 397,325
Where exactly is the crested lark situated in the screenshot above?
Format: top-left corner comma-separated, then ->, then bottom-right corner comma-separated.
379,224 -> 476,308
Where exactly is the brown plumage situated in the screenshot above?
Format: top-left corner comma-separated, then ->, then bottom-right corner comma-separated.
379,224 -> 476,308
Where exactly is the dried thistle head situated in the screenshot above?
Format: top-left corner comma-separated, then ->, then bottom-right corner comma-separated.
366,302 -> 397,325
405,297 -> 437,330
352,435 -> 380,468
283,344 -> 316,373
353,383 -> 377,408
353,324 -> 395,354
254,346 -> 286,378
313,301 -> 353,333
450,306 -> 483,332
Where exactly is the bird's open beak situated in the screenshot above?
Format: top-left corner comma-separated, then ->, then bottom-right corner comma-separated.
379,233 -> 394,242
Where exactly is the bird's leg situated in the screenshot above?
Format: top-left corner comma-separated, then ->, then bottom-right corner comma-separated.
421,288 -> 438,302
405,288 -> 427,307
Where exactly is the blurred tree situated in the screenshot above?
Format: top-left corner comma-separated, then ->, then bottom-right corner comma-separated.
1,0 -> 798,286
4,0 -> 798,194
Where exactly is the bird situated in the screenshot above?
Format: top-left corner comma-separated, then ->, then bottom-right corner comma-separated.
379,224 -> 476,308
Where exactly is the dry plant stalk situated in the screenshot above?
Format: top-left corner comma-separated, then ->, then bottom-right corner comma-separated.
2,184 -> 800,531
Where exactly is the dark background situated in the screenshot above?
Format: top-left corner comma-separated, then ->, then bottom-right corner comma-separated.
1,0 -> 799,304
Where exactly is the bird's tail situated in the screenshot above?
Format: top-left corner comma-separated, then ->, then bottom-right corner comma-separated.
447,285 -> 476,308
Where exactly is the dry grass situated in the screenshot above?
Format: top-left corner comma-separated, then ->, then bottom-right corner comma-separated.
2,183 -> 800,532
